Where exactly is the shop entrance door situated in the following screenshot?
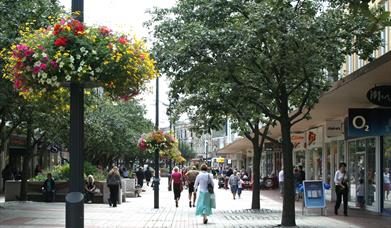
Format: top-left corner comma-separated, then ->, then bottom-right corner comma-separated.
348,138 -> 377,210
383,136 -> 391,214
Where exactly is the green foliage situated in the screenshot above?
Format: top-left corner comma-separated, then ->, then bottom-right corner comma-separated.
32,161 -> 107,181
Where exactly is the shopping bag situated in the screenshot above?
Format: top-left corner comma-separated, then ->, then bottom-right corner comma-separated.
210,193 -> 216,209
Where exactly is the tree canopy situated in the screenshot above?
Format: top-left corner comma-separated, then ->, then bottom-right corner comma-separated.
148,0 -> 390,225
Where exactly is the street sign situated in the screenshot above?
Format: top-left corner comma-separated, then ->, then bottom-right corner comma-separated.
303,180 -> 326,209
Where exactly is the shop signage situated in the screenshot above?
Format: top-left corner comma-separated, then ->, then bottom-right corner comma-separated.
348,108 -> 391,138
367,86 -> 391,107
303,180 -> 326,209
307,127 -> 323,149
291,133 -> 305,151
216,157 -> 225,163
326,120 -> 342,137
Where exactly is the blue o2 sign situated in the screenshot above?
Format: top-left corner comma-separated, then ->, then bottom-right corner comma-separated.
348,108 -> 391,139
367,86 -> 391,107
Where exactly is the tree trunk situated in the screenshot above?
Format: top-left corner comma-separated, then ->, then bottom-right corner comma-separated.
20,117 -> 33,201
251,140 -> 262,209
280,118 -> 295,226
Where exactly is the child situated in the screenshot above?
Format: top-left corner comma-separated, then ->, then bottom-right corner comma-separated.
356,179 -> 365,208
237,174 -> 244,199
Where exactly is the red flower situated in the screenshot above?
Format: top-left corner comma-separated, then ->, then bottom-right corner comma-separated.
71,20 -> 84,35
54,37 -> 68,47
99,26 -> 111,35
53,24 -> 62,35
118,36 -> 128,45
40,63 -> 47,70
33,66 -> 40,74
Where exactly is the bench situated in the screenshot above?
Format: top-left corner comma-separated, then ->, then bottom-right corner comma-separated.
123,178 -> 141,198
5,180 -> 104,203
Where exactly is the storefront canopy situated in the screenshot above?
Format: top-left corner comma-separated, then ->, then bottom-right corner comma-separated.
268,51 -> 391,138
216,137 -> 253,154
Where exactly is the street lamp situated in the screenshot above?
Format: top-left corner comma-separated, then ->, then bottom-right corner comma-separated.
153,76 -> 160,208
65,1 -> 85,227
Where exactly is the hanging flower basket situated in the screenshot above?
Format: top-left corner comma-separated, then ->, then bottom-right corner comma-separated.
138,130 -> 177,152
2,15 -> 158,97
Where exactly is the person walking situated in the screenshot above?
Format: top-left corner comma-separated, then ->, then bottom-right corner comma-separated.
172,166 -> 182,207
85,175 -> 96,203
334,162 -> 348,216
278,168 -> 284,195
186,166 -> 199,207
107,166 -> 121,207
229,171 -> 240,200
194,164 -> 215,224
135,167 -> 145,188
384,168 -> 390,200
237,173 -> 244,199
145,166 -> 152,186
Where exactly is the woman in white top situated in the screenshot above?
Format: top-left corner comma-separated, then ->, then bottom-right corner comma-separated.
334,162 -> 348,216
384,168 -> 391,200
194,164 -> 214,224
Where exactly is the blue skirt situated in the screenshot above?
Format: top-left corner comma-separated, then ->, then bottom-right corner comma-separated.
196,191 -> 213,216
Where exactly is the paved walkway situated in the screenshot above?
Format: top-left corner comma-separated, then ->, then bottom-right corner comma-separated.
1,178 -> 390,227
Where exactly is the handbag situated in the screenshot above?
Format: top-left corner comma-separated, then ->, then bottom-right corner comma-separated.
207,173 -> 214,194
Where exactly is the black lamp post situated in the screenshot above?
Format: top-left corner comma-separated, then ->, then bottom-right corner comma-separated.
153,77 -> 160,208
65,1 -> 85,227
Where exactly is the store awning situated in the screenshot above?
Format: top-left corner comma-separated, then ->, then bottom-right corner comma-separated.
216,137 -> 253,154
268,51 -> 391,138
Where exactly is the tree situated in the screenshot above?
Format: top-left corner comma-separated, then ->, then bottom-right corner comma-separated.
0,0 -> 63,153
148,0 -> 389,225
84,94 -> 154,167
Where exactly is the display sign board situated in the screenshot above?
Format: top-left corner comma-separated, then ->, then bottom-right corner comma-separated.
303,180 -> 326,209
307,127 -> 323,149
367,86 -> 391,107
348,108 -> 391,138
326,120 -> 343,138
216,157 -> 225,163
291,133 -> 305,151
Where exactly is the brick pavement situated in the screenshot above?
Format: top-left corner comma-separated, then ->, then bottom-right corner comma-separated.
0,178 -> 390,228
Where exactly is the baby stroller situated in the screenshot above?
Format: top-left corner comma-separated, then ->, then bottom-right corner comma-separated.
218,175 -> 225,189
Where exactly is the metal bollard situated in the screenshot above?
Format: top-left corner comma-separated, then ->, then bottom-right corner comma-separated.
66,192 -> 84,228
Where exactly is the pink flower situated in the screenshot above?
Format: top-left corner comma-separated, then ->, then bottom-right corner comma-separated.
24,49 -> 34,57
16,44 -> 28,51
40,63 -> 47,70
38,45 -> 45,51
140,54 -> 145,60
119,36 -> 128,45
14,79 -> 22,89
50,61 -> 58,69
33,66 -> 40,74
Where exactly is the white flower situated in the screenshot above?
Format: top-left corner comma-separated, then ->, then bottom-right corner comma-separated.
46,79 -> 52,84
77,66 -> 83,72
89,70 -> 95,76
42,53 -> 47,58
80,60 -> 85,66
41,73 -> 47,79
34,61 -> 41,67
52,76 -> 57,81
65,75 -> 71,81
33,53 -> 38,58
59,62 -> 65,68
55,82 -> 60,87
96,67 -> 102,73
92,50 -> 97,55
42,88 -> 47,93
80,47 -> 86,52
69,55 -> 75,63
76,54 -> 81,60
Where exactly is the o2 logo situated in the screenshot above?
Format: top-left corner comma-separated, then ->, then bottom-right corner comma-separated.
352,115 -> 370,132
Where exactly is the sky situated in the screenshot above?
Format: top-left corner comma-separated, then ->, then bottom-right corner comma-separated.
59,0 -> 177,128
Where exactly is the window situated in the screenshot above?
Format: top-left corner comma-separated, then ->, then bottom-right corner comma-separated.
347,55 -> 353,74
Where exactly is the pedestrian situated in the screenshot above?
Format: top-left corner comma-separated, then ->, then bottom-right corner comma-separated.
145,166 -> 152,186
85,175 -> 96,203
107,166 -> 121,207
194,164 -> 215,224
334,162 -> 348,216
356,179 -> 365,208
278,168 -> 284,195
172,166 -> 182,207
186,166 -> 199,207
229,171 -> 240,200
383,168 -> 390,200
42,173 -> 56,202
293,168 -> 301,201
136,167 -> 145,188
237,173 -> 244,199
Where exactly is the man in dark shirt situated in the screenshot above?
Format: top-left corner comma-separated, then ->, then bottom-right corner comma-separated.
135,167 -> 145,187
42,173 -> 56,202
